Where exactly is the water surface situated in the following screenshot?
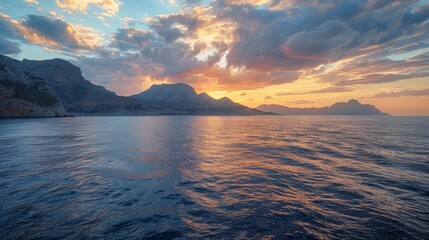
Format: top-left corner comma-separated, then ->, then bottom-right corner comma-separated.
0,116 -> 428,239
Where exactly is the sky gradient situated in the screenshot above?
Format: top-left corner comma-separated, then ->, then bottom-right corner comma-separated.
1,0 -> 428,115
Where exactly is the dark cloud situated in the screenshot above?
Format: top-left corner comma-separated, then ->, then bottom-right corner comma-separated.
221,5 -> 319,71
156,27 -> 182,43
215,0 -> 428,73
0,14 -> 101,55
148,13 -> 202,43
264,95 -> 272,100
402,4 -> 429,25
110,28 -> 154,51
336,73 -> 429,86
282,20 -> 357,60
0,15 -> 21,55
23,15 -> 76,46
0,15 -> 21,38
0,14 -> 25,56
141,41 -> 206,77
370,88 -> 429,98
0,36 -> 20,54
22,15 -> 100,51
309,49 -> 429,86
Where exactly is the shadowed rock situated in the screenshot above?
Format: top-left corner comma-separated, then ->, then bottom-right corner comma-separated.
0,56 -> 68,118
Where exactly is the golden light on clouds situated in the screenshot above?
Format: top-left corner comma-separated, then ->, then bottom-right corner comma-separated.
1,0 -> 428,115
55,0 -> 121,17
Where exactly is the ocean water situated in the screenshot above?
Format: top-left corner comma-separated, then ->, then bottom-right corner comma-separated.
0,116 -> 428,240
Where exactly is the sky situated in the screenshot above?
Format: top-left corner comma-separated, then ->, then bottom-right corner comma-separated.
0,0 -> 428,115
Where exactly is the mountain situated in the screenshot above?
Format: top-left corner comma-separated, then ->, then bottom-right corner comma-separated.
0,56 -> 68,117
256,100 -> 389,115
18,57 -> 150,114
131,83 -> 267,115
0,55 -> 269,116
132,83 -> 198,103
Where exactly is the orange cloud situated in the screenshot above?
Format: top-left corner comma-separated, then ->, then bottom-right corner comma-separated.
24,0 -> 39,4
0,13 -> 101,54
21,15 -> 102,52
55,0 -> 121,17
222,0 -> 272,6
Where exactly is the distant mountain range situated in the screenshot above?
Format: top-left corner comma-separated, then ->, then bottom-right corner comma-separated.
257,100 -> 389,115
0,55 -> 267,117
1,55 -> 389,118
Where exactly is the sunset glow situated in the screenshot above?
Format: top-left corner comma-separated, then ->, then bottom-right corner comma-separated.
1,0 -> 428,115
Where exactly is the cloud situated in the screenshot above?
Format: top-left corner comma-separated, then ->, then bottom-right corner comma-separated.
370,88 -> 429,98
74,0 -> 428,94
4,0 -> 429,96
145,8 -> 213,44
402,4 -> 429,25
0,36 -> 20,54
287,100 -> 315,104
148,14 -> 199,43
264,95 -> 272,100
0,13 -> 103,55
282,20 -> 357,60
21,15 -> 101,52
336,73 -> 429,86
24,0 -> 39,5
312,54 -> 429,86
110,28 -> 154,51
0,14 -> 21,38
217,0 -> 429,73
276,86 -> 351,96
55,0 -> 121,17
195,67 -> 300,90
141,40 -> 206,77
222,0 -> 272,7
74,54 -> 156,94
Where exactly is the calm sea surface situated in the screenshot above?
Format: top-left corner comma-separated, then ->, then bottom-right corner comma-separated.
0,116 -> 428,239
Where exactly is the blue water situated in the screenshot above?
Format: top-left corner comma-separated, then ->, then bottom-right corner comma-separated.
0,116 -> 428,239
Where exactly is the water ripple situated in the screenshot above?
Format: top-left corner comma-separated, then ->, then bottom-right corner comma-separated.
0,116 -> 428,239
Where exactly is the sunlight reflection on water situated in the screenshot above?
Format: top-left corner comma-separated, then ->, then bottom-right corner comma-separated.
0,116 -> 428,239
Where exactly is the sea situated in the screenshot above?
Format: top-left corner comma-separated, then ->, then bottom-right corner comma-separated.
0,116 -> 428,239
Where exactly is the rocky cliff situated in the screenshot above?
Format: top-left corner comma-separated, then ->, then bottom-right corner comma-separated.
19,57 -> 149,114
0,56 -> 68,118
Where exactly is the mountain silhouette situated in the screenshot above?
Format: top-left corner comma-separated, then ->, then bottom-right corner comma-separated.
131,83 -> 242,110
257,100 -> 389,115
0,55 -> 268,117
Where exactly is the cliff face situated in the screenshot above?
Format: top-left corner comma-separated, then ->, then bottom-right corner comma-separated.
20,58 -> 133,112
0,56 -> 68,118
0,55 -> 146,116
